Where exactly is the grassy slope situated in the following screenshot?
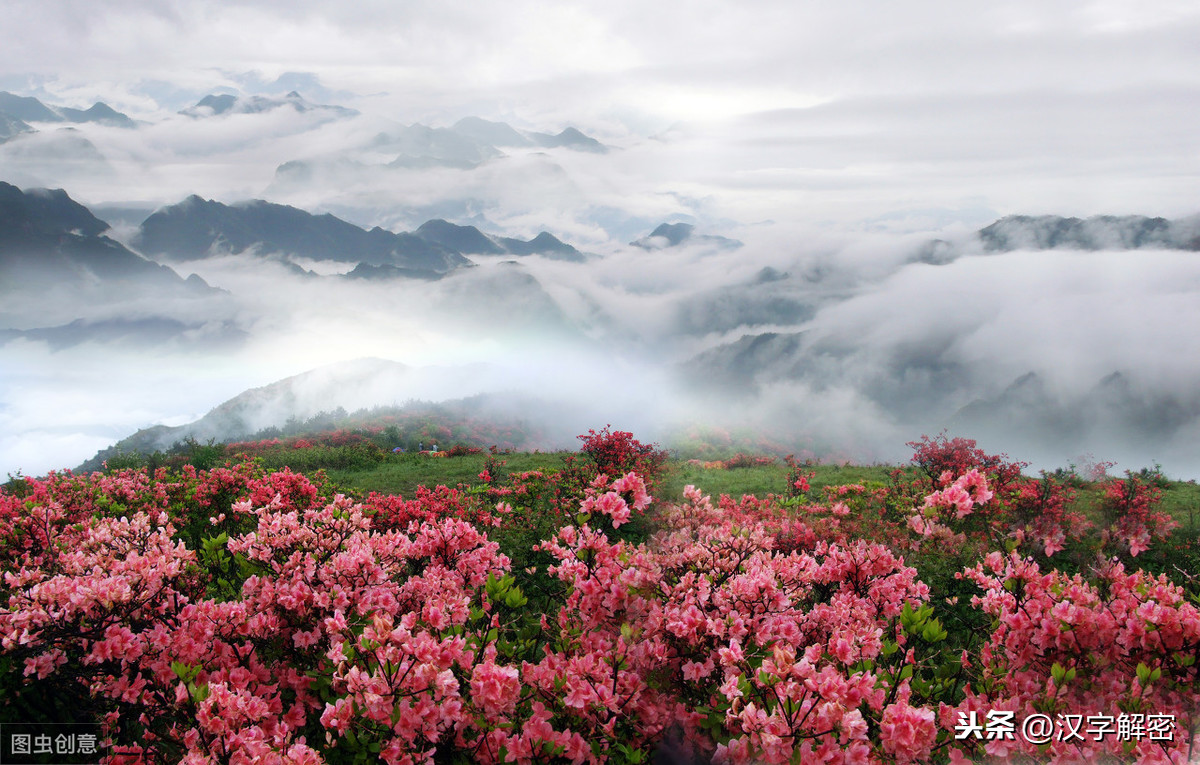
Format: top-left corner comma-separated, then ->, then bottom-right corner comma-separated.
321,452 -> 1200,537
322,452 -> 897,502
323,451 -> 575,496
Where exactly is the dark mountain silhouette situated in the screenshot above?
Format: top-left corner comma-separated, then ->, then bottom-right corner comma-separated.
343,262 -> 450,281
180,91 -> 357,119
0,182 -> 212,293
978,214 -> 1200,252
188,94 -> 238,115
0,92 -> 62,122
631,222 -> 742,250
134,196 -> 470,273
57,102 -> 136,128
414,219 -> 585,261
414,219 -> 506,254
0,112 -> 34,142
496,231 -> 584,260
0,183 -> 220,343
0,91 -> 135,127
528,126 -> 607,153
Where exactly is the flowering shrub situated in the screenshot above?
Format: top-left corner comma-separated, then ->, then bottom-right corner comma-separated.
578,427 -> 669,490
1098,473 -> 1178,557
2,431 -> 1199,763
906,434 -> 1027,494
946,552 -> 1200,763
720,454 -> 777,470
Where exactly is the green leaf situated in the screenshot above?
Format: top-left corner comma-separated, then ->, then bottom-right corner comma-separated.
504,588 -> 527,608
921,620 -> 946,643
171,661 -> 199,682
935,660 -> 958,680
1137,662 -> 1152,685
1051,662 -> 1067,684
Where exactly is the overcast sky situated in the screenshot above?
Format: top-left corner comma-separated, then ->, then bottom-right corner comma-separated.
2,0 -> 1197,224
4,0 -> 1199,226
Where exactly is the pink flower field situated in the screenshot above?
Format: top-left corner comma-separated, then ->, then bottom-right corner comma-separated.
2,431 -> 1198,764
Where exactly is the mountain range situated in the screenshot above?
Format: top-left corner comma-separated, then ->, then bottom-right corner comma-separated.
179,91 -> 358,120
978,214 -> 1200,252
273,116 -> 608,181
133,196 -> 585,272
0,91 -> 136,128
0,182 -> 227,344
0,181 -> 213,298
134,195 -> 470,273
449,116 -> 607,153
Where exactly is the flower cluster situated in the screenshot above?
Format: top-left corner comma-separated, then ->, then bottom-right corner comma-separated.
2,429 -> 1198,764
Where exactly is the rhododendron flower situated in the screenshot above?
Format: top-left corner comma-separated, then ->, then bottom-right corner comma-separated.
879,702 -> 936,764
469,657 -> 520,719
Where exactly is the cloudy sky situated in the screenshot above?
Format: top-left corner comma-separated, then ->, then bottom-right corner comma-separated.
3,0 -> 1200,478
4,0 -> 1198,221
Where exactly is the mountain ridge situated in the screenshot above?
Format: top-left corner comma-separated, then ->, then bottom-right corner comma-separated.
0,91 -> 135,128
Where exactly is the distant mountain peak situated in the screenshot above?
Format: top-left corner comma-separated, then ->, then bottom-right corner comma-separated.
0,91 -> 62,122
181,92 -> 357,119
978,213 -> 1200,252
411,218 -> 586,261
631,222 -> 742,251
134,196 -> 468,274
0,91 -> 135,128
1,183 -> 218,312
528,125 -> 607,153
414,219 -> 506,255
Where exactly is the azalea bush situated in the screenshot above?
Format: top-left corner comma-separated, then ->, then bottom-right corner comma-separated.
2,430 -> 1199,763
578,427 -> 669,490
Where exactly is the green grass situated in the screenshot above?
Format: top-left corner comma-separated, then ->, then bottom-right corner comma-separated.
657,460 -> 900,503
1159,480 -> 1200,530
322,451 -> 902,504
256,448 -> 1200,536
322,451 -> 575,496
